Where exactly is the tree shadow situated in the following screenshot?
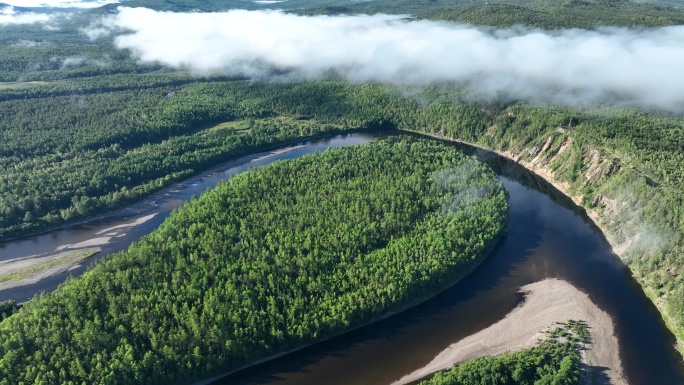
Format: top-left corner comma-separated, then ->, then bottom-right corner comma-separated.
580,363 -> 611,385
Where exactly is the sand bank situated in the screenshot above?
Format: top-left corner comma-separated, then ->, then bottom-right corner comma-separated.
0,248 -> 99,290
95,213 -> 158,235
392,279 -> 626,385
0,214 -> 159,290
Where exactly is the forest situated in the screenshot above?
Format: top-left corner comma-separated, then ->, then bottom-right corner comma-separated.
297,0 -> 684,29
1,0 -> 684,383
0,81 -> 357,239
100,0 -> 684,28
0,138 -> 508,384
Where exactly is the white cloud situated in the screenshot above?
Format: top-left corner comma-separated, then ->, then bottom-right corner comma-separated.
0,5 -> 52,25
1,0 -> 120,8
81,25 -> 113,39
98,8 -> 684,112
61,57 -> 86,68
80,11 -> 119,39
63,56 -> 111,68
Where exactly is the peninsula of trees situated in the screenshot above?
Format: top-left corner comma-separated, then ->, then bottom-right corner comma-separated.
0,138 -> 507,384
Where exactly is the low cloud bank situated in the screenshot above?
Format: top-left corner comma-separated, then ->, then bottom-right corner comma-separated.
91,7 -> 684,111
2,0 -> 120,8
0,5 -> 52,25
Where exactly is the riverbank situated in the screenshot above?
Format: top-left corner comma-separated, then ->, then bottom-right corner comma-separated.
0,213 -> 160,292
0,146 -> 311,296
392,279 -> 626,385
0,126 -> 366,244
0,248 -> 99,291
404,131 -> 599,242
3,131 -> 681,384
192,230 -> 506,385
405,129 -> 684,356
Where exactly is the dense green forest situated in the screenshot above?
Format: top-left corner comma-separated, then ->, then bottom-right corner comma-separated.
2,0 -> 684,382
0,80 -> 357,239
418,321 -> 586,385
100,0 -> 684,28
2,73 -> 684,353
436,1 -> 684,29
0,138 -> 508,384
297,0 -> 684,29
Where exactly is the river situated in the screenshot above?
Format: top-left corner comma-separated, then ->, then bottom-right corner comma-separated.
0,131 -> 683,385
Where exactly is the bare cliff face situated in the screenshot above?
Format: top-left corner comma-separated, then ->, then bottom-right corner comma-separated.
423,108 -> 684,353
496,127 -> 659,262
509,128 -> 683,336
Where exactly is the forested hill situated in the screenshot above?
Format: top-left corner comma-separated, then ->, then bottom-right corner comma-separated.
295,0 -> 684,28
104,0 -> 684,28
435,1 -> 684,29
0,138 -> 507,385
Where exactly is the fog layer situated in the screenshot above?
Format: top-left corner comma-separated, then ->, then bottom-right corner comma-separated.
95,7 -> 684,111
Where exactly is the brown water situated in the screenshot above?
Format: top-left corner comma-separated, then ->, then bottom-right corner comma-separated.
1,132 -> 682,385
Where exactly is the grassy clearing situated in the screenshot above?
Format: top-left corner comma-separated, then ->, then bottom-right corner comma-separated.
207,120 -> 253,133
0,81 -> 49,90
206,115 -> 343,134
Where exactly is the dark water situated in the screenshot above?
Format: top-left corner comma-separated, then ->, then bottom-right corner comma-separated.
206,135 -> 684,385
1,132 -> 683,385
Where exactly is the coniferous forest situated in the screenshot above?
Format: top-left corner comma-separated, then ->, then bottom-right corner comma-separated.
0,138 -> 507,384
1,0 -> 684,384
